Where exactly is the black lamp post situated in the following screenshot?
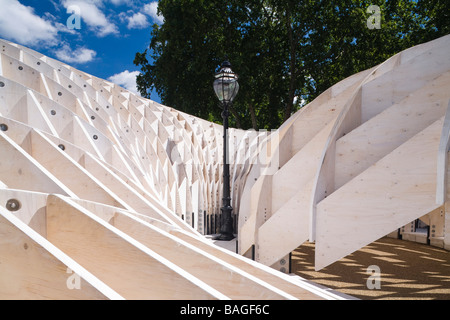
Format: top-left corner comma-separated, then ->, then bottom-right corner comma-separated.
213,60 -> 239,241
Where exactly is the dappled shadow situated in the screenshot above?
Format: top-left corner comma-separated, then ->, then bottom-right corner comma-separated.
291,237 -> 450,300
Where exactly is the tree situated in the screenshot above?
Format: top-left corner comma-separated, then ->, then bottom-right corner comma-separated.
299,0 -> 450,102
134,0 -> 449,130
134,0 -> 295,129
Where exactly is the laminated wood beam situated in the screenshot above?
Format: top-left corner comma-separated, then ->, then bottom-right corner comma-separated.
315,117 -> 444,270
169,227 -> 343,300
79,200 -> 296,300
45,195 -> 228,300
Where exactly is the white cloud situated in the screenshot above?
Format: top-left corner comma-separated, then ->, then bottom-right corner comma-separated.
143,2 -> 164,25
108,70 -> 140,94
0,0 -> 58,46
62,0 -> 119,36
55,44 -> 97,64
126,12 -> 149,29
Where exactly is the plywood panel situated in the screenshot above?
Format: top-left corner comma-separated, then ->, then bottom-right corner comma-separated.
0,206 -> 121,300
45,195 -> 225,300
316,118 -> 444,270
336,73 -> 450,190
258,179 -> 314,266
110,210 -> 291,299
0,132 -> 73,197
170,229 -> 342,300
361,36 -> 450,122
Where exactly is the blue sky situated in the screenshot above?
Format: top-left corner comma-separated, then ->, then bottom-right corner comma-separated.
0,0 -> 162,102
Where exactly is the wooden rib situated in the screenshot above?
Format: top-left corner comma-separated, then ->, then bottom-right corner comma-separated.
0,206 -> 123,300
2,35 -> 449,295
45,195 -> 228,300
315,118 -> 444,270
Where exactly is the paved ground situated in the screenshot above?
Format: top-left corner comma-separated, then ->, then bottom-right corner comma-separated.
291,237 -> 450,300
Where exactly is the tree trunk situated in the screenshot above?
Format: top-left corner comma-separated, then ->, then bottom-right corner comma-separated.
229,106 -> 242,129
248,102 -> 257,130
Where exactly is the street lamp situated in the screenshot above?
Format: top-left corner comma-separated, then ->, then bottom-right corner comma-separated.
213,60 -> 239,241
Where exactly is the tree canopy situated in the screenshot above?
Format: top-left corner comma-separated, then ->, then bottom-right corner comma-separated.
134,0 -> 450,130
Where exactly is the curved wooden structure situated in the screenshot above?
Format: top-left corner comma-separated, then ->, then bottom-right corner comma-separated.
1,34 -> 449,299
0,38 -> 345,300
238,34 -> 450,271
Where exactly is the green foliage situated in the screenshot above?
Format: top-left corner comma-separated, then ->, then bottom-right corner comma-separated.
134,0 -> 450,130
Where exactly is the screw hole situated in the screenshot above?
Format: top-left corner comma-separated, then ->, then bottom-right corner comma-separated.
58,92 -> 62,96
0,82 -> 5,87
50,110 -> 56,116
0,123 -> 8,131
6,199 -> 21,212
93,135 -> 98,140
18,66 -> 23,70
58,144 -> 65,151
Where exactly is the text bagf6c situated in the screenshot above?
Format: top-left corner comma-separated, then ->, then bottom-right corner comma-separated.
225,304 -> 270,315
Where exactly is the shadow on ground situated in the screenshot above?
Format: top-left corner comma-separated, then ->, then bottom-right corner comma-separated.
291,237 -> 450,300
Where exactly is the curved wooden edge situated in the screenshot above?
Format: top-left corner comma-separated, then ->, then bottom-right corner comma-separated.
436,99 -> 450,205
